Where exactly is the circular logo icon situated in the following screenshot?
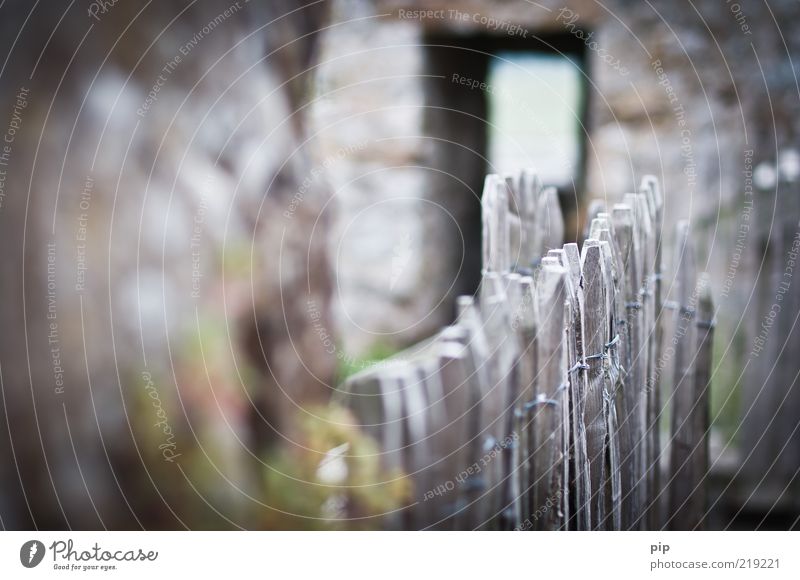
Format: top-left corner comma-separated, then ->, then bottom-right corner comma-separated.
20,540 -> 45,568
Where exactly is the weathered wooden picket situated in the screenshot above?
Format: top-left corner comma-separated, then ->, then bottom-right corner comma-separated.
336,171 -> 715,530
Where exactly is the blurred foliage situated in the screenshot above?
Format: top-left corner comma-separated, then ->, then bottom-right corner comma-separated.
261,404 -> 412,530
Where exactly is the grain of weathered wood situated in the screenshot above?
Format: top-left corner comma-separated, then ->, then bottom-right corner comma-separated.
597,240 -> 622,530
561,241 -> 591,530
622,193 -> 651,525
580,240 -> 614,529
610,203 -> 645,529
529,263 -> 569,529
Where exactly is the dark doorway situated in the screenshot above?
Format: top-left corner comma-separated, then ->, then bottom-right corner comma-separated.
424,32 -> 588,301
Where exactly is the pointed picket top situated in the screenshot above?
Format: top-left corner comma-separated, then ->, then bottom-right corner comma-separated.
623,193 -> 642,248
520,167 -> 543,200
598,240 -> 616,325
580,240 -> 611,528
611,204 -> 635,269
589,214 -> 624,293
481,174 -> 498,269
519,169 -> 542,229
640,175 -> 663,219
540,256 -> 560,267
563,242 -> 582,293
518,169 -> 541,268
584,198 -> 607,239
635,194 -> 654,263
504,174 -> 523,271
504,173 -> 519,207
536,186 -> 565,255
482,174 -> 510,273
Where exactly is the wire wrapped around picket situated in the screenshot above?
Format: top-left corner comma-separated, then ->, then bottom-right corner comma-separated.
335,170 -> 715,530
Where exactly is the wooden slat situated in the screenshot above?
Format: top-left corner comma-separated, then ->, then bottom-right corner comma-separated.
399,364 -> 433,530
562,241 -> 591,530
518,169 -> 542,270
596,240 -> 622,530
580,240 -> 614,529
528,262 -> 570,529
584,198 -> 606,240
454,296 -> 494,528
481,174 -> 510,273
510,276 -> 536,528
610,203 -> 645,529
536,186 -> 565,255
667,220 -> 699,530
477,288 -> 518,529
691,273 -> 714,530
634,192 -> 657,529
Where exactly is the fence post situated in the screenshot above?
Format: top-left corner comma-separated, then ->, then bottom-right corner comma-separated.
436,327 -> 476,530
478,273 -> 519,529
580,240 -> 616,529
536,186 -> 565,255
591,216 -> 632,529
637,187 -> 661,530
510,276 -> 537,528
482,174 -> 510,273
560,243 -> 592,530
525,262 -> 569,529
667,220 -> 700,530
455,296 -> 494,528
610,203 -> 644,529
692,273 -> 714,529
519,169 -> 542,270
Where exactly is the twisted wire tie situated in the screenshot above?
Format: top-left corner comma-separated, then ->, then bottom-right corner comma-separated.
520,380 -> 569,412
663,300 -> 696,317
584,334 -> 619,361
568,361 -> 589,374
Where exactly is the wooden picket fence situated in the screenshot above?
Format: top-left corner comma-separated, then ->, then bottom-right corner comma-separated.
337,171 -> 715,530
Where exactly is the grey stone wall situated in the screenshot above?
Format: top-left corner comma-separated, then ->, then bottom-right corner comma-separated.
0,1 -> 335,529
